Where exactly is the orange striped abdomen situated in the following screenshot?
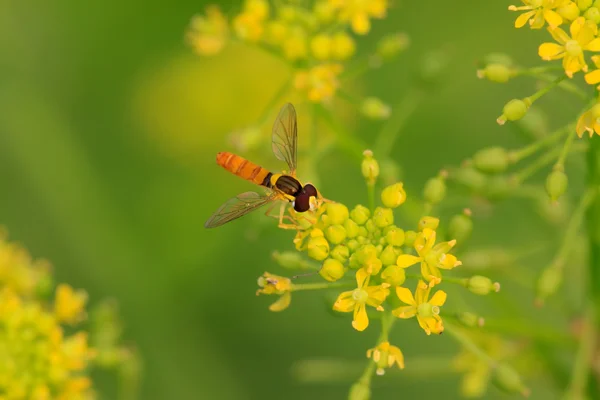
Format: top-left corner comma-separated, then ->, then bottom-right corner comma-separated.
216,152 -> 272,187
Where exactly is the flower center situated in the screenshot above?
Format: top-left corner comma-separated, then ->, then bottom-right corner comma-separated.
565,40 -> 582,57
417,302 -> 434,317
352,288 -> 369,303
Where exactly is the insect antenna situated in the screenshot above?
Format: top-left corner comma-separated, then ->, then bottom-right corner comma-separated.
292,271 -> 319,279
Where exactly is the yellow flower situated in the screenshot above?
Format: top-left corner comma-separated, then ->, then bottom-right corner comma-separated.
294,63 -> 343,103
333,269 -> 390,331
328,0 -> 388,34
283,29 -> 309,61
508,0 -> 571,29
232,0 -> 270,43
392,280 -> 447,335
395,227 -> 461,287
366,341 -> 405,375
584,54 -> 600,88
538,17 -> 600,77
54,283 -> 88,324
576,103 -> 600,137
256,272 -> 293,311
186,6 -> 229,56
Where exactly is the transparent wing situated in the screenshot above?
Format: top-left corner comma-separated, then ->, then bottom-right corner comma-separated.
272,103 -> 298,174
204,191 -> 275,228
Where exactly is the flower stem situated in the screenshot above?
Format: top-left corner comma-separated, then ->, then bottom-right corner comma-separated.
512,142 -> 587,184
525,75 -> 567,104
445,322 -> 496,366
509,124 -> 572,163
564,303 -> 597,399
367,183 -> 375,213
291,281 -> 355,292
555,130 -> 577,170
587,136 -> 600,328
374,86 -> 425,157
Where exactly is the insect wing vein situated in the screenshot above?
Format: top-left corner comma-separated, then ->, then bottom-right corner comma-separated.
271,103 -> 298,174
204,191 -> 275,228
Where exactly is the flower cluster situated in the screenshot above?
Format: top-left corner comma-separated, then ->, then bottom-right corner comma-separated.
257,151 -> 501,379
0,230 -> 140,399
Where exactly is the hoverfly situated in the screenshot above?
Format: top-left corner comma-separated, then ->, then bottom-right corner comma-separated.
204,103 -> 321,229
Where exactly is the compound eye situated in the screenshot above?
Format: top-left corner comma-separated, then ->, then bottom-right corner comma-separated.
303,184 -> 318,198
293,193 -> 311,212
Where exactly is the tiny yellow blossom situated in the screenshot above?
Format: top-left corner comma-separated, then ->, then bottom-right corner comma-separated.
328,0 -> 388,34
294,63 -> 343,103
233,0 -> 270,43
366,341 -> 405,375
257,272 -> 293,311
396,228 -> 461,287
584,54 -> 600,88
310,34 -> 333,60
392,280 -> 447,335
186,6 -> 229,56
331,32 -> 356,60
538,17 -> 600,77
333,269 -> 390,331
576,103 -> 600,137
508,0 -> 571,29
54,283 -> 88,324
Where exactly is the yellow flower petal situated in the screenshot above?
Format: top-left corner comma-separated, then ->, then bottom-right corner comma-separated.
269,291 -> 291,312
548,26 -> 569,45
429,290 -> 447,307
366,284 -> 390,306
352,13 -> 370,35
586,38 -> 600,52
543,9 -> 562,28
396,254 -> 420,269
333,291 -> 356,312
395,286 -> 415,305
538,42 -> 564,60
514,10 -> 536,28
392,305 -> 416,319
415,280 -> 430,304
585,69 -> 600,85
563,55 -> 583,77
352,303 -> 369,331
569,17 -> 585,38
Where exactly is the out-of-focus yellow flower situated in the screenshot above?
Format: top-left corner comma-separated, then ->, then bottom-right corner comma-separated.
367,341 -> 405,375
283,29 -> 309,61
508,0 -> 571,29
257,272 -> 293,311
333,269 -> 390,331
396,227 -> 461,287
328,0 -> 388,34
392,280 -> 446,335
233,0 -> 270,42
310,34 -> 333,60
186,6 -> 229,56
294,63 -> 343,103
54,283 -> 88,325
331,32 -> 356,60
0,288 -> 95,399
576,103 -> 600,137
538,17 -> 600,77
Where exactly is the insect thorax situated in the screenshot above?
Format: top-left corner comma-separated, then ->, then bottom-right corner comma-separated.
273,175 -> 302,196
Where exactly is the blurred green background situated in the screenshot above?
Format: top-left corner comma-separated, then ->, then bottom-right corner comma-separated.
0,1 -> 587,399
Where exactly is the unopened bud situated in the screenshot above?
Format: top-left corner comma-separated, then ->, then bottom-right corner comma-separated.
473,147 -> 510,174
373,207 -> 394,228
481,53 -> 513,68
545,168 -> 568,201
579,0 -> 593,11
319,258 -> 346,282
327,203 -> 350,225
272,251 -> 314,270
477,64 -> 512,83
492,364 -> 530,397
453,166 -> 487,193
418,216 -> 439,231
456,312 -> 485,328
307,235 -> 330,261
497,99 -> 530,125
447,210 -> 473,244
351,205 -> 371,225
362,150 -> 379,185
535,266 -> 562,306
423,176 -> 447,205
344,219 -> 360,238
404,230 -> 417,247
325,225 -> 347,244
466,275 -> 500,295
381,183 -> 407,208
460,248 -> 512,271
385,226 -> 405,247
349,244 -> 378,269
485,175 -> 515,201
361,97 -> 391,120
330,245 -> 350,263
380,245 -> 399,266
381,265 -> 406,286
376,33 -> 410,60
584,6 -> 600,22
558,2 -> 581,20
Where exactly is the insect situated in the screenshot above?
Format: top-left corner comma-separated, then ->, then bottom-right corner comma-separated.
204,103 -> 321,229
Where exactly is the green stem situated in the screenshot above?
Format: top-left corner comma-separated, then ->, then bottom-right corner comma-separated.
445,322 -> 496,366
516,69 -> 587,100
367,183 -> 375,213
374,86 -> 425,157
509,124 -> 572,163
555,130 -> 577,169
564,304 -> 597,398
291,281 -> 354,292
587,136 -> 600,337
512,142 -> 587,183
525,75 -> 567,104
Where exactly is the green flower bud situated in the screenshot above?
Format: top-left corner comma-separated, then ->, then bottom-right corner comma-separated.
447,210 -> 473,244
381,265 -> 406,286
272,251 -> 315,270
535,266 -> 562,306
349,244 -> 378,269
517,108 -> 549,139
460,248 -> 512,271
477,64 -> 512,83
365,219 -> 377,233
325,224 -> 347,244
327,203 -> 349,225
351,205 -> 371,225
357,236 -> 368,245
348,381 -> 371,400
466,275 -> 500,295
585,6 -> 600,22
558,2 -> 580,20
473,147 -> 510,174
330,245 -> 350,263
347,239 -> 360,252
497,98 -> 530,125
361,97 -> 391,120
546,169 -> 568,201
319,258 -> 346,282
364,256 -> 383,275
492,364 -> 530,396
381,183 -> 407,208
454,166 -> 487,193
357,226 -> 368,238
418,216 -> 439,231
376,32 -> 410,60
344,219 -> 360,238
485,175 -> 515,201
418,50 -> 449,86
423,176 -> 446,205
456,312 -> 484,328
380,245 -> 399,266
307,236 -> 330,261
481,53 -> 513,68
373,207 -> 394,228
362,150 -> 379,185
404,230 -> 417,247
385,226 -> 405,247
579,0 -> 593,11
